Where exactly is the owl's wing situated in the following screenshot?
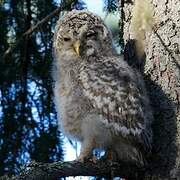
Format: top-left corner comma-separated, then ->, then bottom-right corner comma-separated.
79,56 -> 153,149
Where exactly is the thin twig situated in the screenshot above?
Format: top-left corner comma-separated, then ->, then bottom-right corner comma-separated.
2,0 -> 74,60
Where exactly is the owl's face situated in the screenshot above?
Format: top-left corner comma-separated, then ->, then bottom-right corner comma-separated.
54,11 -> 114,61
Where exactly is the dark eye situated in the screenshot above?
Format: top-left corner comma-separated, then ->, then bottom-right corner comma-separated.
86,31 -> 96,38
63,37 -> 71,42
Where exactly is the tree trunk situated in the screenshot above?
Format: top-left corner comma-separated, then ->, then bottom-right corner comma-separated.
121,0 -> 180,179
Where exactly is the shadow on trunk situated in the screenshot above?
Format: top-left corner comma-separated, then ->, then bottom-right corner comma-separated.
124,39 -> 177,178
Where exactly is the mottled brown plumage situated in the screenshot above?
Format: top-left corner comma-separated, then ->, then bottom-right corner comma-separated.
53,10 -> 153,165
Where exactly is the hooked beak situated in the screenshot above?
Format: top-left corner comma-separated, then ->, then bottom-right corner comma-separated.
73,40 -> 80,56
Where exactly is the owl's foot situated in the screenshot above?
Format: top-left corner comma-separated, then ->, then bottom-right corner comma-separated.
90,155 -> 97,163
78,139 -> 96,163
77,154 -> 97,163
77,154 -> 86,163
77,148 -> 92,163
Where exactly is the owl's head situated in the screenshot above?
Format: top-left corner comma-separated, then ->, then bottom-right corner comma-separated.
53,10 -> 115,61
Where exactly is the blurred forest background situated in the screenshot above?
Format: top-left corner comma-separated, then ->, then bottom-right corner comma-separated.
0,0 -> 119,176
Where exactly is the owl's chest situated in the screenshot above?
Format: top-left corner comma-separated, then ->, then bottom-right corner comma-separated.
56,68 -> 90,139
59,68 -> 81,99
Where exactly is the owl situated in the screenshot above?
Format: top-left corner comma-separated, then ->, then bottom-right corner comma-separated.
53,10 -> 153,166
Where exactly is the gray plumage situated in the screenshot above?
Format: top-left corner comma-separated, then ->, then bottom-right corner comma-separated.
53,10 -> 153,165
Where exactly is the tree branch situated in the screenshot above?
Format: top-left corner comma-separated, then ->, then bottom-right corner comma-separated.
7,160 -> 145,180
2,0 -> 74,60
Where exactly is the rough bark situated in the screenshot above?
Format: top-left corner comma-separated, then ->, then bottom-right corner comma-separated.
121,0 -> 180,179
2,161 -> 145,180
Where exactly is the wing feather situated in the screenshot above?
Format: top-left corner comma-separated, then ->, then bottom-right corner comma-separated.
79,56 -> 153,148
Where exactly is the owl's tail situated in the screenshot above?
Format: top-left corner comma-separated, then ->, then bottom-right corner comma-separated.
130,0 -> 154,58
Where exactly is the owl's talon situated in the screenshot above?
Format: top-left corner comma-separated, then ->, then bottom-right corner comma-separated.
90,155 -> 97,163
77,154 -> 97,163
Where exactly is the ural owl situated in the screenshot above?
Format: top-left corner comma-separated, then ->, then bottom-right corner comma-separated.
53,10 -> 153,165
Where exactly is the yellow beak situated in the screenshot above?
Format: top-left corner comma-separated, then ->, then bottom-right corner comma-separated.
73,40 -> 80,56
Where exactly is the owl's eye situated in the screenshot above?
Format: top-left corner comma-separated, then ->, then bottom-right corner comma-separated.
86,31 -> 96,38
63,37 -> 71,42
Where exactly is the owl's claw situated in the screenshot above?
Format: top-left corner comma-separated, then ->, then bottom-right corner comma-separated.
90,155 -> 97,163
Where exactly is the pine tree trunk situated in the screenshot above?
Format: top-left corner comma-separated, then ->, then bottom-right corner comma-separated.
120,0 -> 180,179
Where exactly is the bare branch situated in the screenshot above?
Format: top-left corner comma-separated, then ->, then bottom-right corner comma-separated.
2,0 -> 74,60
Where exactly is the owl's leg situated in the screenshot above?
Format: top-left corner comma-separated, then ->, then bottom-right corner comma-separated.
78,139 -> 96,163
